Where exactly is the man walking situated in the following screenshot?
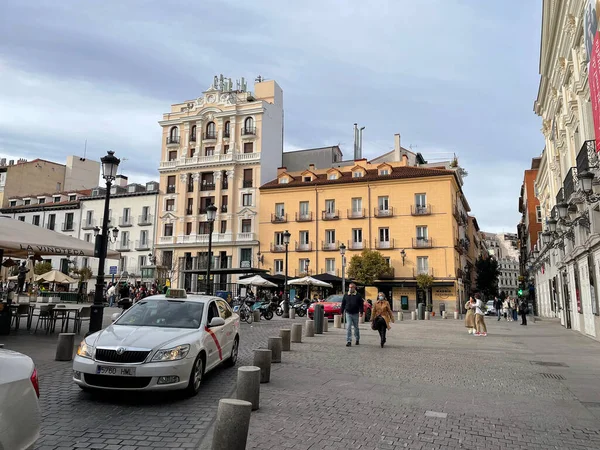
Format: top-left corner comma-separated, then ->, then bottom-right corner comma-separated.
341,283 -> 364,347
519,299 -> 528,326
495,296 -> 503,321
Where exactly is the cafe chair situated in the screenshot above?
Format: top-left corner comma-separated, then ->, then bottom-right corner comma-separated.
75,306 -> 91,334
12,304 -> 30,330
33,304 -> 55,334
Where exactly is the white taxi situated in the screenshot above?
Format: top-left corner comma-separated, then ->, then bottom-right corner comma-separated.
72,289 -> 240,396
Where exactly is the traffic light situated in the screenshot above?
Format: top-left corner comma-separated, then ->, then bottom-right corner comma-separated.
518,289 -> 523,296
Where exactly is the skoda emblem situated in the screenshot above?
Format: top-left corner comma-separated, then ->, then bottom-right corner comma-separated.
116,347 -> 126,355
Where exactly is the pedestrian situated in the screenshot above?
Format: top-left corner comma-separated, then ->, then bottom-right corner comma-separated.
371,292 -> 394,347
511,298 -> 518,321
107,283 -> 116,307
473,293 -> 487,336
464,297 -> 476,334
495,296 -> 503,321
503,297 -> 511,321
341,282 -> 364,347
519,299 -> 528,325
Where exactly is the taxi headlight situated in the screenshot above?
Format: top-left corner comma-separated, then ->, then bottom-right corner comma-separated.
152,345 -> 191,362
76,340 -> 94,359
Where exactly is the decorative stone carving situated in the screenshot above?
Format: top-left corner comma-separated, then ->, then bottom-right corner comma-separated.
196,97 -> 204,108
227,170 -> 235,179
193,172 -> 200,181
564,14 -> 576,37
179,173 -> 188,182
207,94 -> 216,104
214,171 -> 222,180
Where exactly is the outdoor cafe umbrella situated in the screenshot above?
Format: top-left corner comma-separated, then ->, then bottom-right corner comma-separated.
287,276 -> 333,288
236,275 -> 278,288
0,216 -> 120,259
34,269 -> 76,284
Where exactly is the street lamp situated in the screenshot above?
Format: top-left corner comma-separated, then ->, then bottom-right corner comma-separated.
89,150 -> 120,334
400,248 -> 406,266
205,204 -> 218,295
282,230 -> 291,318
542,232 -> 552,246
578,170 -> 595,194
547,218 -> 558,233
339,243 -> 347,295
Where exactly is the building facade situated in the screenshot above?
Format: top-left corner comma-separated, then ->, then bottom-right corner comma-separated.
259,157 -> 474,313
483,231 -> 520,297
155,76 -> 284,292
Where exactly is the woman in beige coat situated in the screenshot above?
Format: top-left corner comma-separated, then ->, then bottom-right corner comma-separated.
371,293 -> 395,347
464,296 -> 476,334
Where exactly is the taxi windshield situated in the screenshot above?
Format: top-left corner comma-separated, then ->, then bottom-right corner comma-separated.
115,300 -> 204,329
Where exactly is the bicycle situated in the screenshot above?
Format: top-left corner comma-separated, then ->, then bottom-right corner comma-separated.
233,298 -> 253,324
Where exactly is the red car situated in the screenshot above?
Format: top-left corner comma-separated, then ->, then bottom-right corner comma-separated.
308,295 -> 372,320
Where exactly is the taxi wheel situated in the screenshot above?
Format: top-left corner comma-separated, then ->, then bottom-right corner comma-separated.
224,336 -> 239,367
185,354 -> 204,396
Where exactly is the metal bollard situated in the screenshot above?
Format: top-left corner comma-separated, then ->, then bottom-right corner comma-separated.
425,311 -> 430,320
305,320 -> 315,337
268,337 -> 282,363
397,311 -> 403,321
359,314 -> 365,324
253,310 -> 261,322
291,323 -> 302,343
289,308 -> 295,319
323,317 -> 329,332
236,366 -> 260,411
280,329 -> 291,351
411,311 -> 416,320
333,315 -> 341,328
211,398 -> 252,450
55,333 -> 76,361
314,304 -> 324,334
252,349 -> 272,383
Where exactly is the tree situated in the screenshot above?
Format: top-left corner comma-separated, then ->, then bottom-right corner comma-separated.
71,266 -> 93,300
416,273 -> 434,311
347,249 -> 392,286
475,256 -> 500,298
34,261 -> 53,275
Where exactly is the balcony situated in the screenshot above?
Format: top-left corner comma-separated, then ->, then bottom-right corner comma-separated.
81,218 -> 96,230
236,232 -> 256,241
61,222 -> 75,232
348,240 -> 365,250
456,268 -> 465,280
119,216 -> 133,227
189,134 -> 197,143
185,208 -> 194,216
378,267 -> 395,279
412,237 -> 433,249
347,208 -> 366,219
411,204 -> 431,216
322,210 -> 340,220
236,152 -> 260,162
374,207 -> 394,218
576,140 -> 596,173
563,167 -> 578,202
271,213 -> 287,223
166,185 -> 176,194
241,127 -> 256,136
455,238 -> 465,254
295,269 -> 312,277
138,214 -> 153,226
295,242 -> 313,252
321,241 -> 339,251
413,267 -> 434,277
166,136 -> 180,146
203,131 -> 217,140
374,239 -> 394,250
159,154 -> 236,169
556,187 -> 564,206
295,212 -> 313,222
271,243 -> 287,253
135,240 -> 150,251
159,236 -> 175,245
243,180 -> 253,188
200,183 -> 216,191
117,240 -> 131,252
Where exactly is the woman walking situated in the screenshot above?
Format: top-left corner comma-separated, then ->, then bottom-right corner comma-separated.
473,293 -> 487,336
465,296 -> 476,334
371,292 -> 394,347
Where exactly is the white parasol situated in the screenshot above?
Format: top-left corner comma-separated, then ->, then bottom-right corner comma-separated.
286,276 -> 333,288
34,269 -> 76,284
237,275 -> 278,287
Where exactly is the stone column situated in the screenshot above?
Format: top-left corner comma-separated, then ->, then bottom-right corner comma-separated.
216,118 -> 223,154
195,119 -> 202,156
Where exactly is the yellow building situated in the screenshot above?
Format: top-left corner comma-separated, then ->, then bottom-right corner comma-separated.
259,158 -> 473,313
156,75 -> 283,291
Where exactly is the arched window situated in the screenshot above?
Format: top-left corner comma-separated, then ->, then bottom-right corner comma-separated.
168,126 -> 179,144
244,117 -> 254,134
206,122 -> 216,139
224,121 -> 231,138
190,125 -> 196,141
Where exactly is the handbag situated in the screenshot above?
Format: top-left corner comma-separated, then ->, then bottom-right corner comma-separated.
371,315 -> 383,330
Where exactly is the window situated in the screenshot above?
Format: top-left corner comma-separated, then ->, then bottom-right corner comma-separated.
186,198 -> 194,215
415,193 -> 426,208
223,144 -> 229,154
243,142 -> 254,153
242,193 -> 252,206
241,219 -> 252,233
220,220 -> 227,234
351,197 -> 362,213
275,231 -> 285,246
275,203 -> 285,217
352,228 -> 363,244
240,248 -> 252,268
9,200 -> 16,207
198,221 -> 211,234
120,231 -> 129,248
162,250 -> 173,268
204,146 -> 215,156
379,169 -> 389,175
325,258 -> 336,274
123,208 -> 131,224
139,255 -> 147,268
328,173 -> 337,180
64,212 -> 74,230
299,230 -> 309,244
274,260 -> 284,274
164,223 -> 173,236
53,196 -> 60,203
325,229 -> 336,244
378,196 -> 389,211
303,176 -> 312,182
190,125 -> 196,140
384,257 -> 391,267
24,199 -> 30,205
187,174 -> 194,192
224,121 -> 231,138
416,226 -> 428,240
299,201 -> 309,215
38,198 -> 46,204
417,256 -> 429,274
243,169 -> 253,187
299,258 -> 310,273
279,177 -> 289,184
169,150 -> 177,161
200,197 -> 215,213
536,205 -> 542,223
379,227 -> 390,242
32,215 -> 40,226
353,171 -> 363,178
325,199 -> 335,213
167,175 -> 176,193
206,121 -> 216,139
166,199 -> 175,212
244,117 -> 254,132
185,222 -> 192,235
140,230 -> 148,246
84,233 -> 91,243
18,216 -> 25,222
47,214 -> 56,230
217,300 -> 233,319
69,195 -> 76,201
169,126 -> 179,142
221,195 -> 228,213
82,257 -> 89,268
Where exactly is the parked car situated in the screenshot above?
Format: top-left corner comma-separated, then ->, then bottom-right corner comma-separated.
0,349 -> 41,450
308,295 -> 372,321
485,300 -> 496,316
73,290 -> 240,396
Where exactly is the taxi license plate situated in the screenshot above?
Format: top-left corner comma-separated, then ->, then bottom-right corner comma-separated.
96,365 -> 136,376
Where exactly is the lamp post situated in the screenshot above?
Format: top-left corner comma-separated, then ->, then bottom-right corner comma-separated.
89,151 -> 120,334
205,204 -> 218,295
340,243 -> 347,295
282,230 -> 291,318
400,248 -> 406,266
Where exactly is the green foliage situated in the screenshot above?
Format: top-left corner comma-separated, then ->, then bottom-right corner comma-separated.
347,249 -> 392,286
416,274 -> 434,290
34,261 -> 53,275
475,256 -> 500,298
71,266 -> 93,281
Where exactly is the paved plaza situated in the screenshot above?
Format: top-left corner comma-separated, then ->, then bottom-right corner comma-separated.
3,312 -> 600,449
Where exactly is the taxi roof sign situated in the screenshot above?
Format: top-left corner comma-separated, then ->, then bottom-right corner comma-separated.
166,288 -> 187,299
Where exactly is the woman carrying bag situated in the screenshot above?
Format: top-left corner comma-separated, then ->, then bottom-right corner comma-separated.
371,293 -> 394,347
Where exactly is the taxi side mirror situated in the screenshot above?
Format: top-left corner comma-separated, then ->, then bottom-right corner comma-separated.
208,317 -> 225,327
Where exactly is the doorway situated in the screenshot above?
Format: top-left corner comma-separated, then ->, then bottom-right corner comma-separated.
562,271 -> 572,329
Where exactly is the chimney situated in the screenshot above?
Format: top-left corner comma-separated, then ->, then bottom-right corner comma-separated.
394,133 -> 401,161
308,164 -> 315,171
401,153 -> 409,166
277,166 -> 287,175
353,124 -> 358,160
115,174 -> 128,187
359,127 -> 365,159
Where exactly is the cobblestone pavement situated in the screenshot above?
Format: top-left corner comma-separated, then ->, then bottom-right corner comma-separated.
1,308 -> 301,450
203,316 -> 600,450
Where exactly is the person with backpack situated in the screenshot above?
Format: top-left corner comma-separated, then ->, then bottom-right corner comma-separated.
519,299 -> 528,325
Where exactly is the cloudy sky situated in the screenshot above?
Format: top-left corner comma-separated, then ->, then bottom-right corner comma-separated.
0,0 -> 543,232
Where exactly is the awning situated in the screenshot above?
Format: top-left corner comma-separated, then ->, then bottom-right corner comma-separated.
0,216 -> 120,259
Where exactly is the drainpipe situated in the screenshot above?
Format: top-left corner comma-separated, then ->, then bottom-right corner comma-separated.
315,187 -> 319,276
367,183 -> 372,249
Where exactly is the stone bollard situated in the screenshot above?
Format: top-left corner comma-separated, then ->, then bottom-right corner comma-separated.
268,337 -> 282,363
305,320 -> 315,337
236,366 -> 260,411
425,311 -> 430,320
253,310 -> 261,322
359,314 -> 365,324
55,333 -> 76,361
442,311 -> 447,319
289,308 -> 295,319
211,398 -> 252,450
411,311 -> 416,320
252,349 -> 272,383
397,311 -> 403,321
280,329 -> 291,351
291,323 -> 302,343
323,317 -> 328,332
333,315 -> 342,328
454,311 -> 459,320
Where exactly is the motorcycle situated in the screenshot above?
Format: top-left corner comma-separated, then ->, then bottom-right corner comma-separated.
276,300 -> 284,316
259,302 -> 273,320
293,301 -> 307,317
233,298 -> 253,324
